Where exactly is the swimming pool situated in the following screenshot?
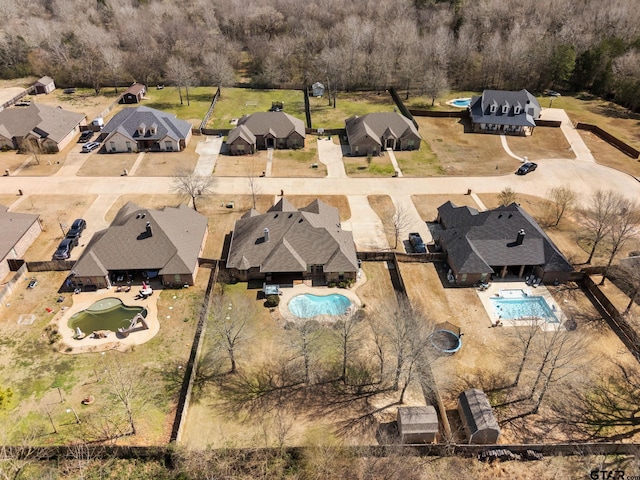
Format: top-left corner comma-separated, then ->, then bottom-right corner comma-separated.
288,294 -> 351,318
450,98 -> 471,108
490,296 -> 559,323
68,297 -> 147,334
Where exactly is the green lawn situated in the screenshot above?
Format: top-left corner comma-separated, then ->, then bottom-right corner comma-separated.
309,91 -> 396,129
207,88 -> 305,129
403,90 -> 481,112
394,140 -> 443,176
143,86 -> 217,127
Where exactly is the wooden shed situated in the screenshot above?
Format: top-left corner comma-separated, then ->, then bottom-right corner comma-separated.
34,76 -> 55,94
397,406 -> 439,444
120,83 -> 146,104
457,389 -> 500,444
312,82 -> 325,97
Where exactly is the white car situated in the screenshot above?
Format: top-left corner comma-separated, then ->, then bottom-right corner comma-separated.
81,141 -> 100,153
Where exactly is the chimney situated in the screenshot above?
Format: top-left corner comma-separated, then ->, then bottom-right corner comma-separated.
146,221 -> 152,237
263,228 -> 270,242
515,229 -> 525,246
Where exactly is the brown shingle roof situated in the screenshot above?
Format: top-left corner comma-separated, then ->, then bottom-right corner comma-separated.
0,205 -> 39,260
0,103 -> 85,143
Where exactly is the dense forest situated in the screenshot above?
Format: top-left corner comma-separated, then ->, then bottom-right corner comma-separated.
2,0 -> 640,109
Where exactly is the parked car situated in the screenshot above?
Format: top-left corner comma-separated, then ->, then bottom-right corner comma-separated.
81,141 -> 100,153
516,162 -> 538,175
78,130 -> 94,143
66,218 -> 86,240
54,237 -> 78,260
63,88 -> 76,94
547,90 -> 561,97
409,232 -> 427,253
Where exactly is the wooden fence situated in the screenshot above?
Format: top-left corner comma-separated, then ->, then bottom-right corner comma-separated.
409,109 -> 467,118
199,86 -> 221,132
576,123 -> 640,159
535,119 -> 562,128
388,87 -> 419,130
0,87 -> 33,112
357,251 -> 444,262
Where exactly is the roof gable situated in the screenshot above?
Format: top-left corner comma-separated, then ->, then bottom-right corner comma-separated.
102,106 -> 191,143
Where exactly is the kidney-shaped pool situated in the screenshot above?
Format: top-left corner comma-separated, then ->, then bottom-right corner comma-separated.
68,297 -> 147,334
288,293 -> 351,318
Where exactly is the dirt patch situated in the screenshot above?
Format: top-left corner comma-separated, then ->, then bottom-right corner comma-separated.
411,194 -> 484,222
284,195 -> 351,222
76,153 -> 139,176
344,153 -> 396,177
580,130 -> 640,178
25,88 -> 123,122
134,149 -> 199,177
367,195 -> 397,250
214,153 -> 267,177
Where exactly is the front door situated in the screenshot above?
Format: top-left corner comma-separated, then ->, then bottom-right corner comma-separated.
266,137 -> 275,148
386,138 -> 395,149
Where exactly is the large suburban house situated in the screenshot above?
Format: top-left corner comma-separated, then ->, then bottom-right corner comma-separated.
226,112 -> 305,155
0,206 -> 41,282
226,198 -> 358,284
99,106 -> 192,153
468,89 -> 541,136
0,103 -> 85,152
345,112 -> 421,156
69,202 -> 208,290
434,201 -> 573,286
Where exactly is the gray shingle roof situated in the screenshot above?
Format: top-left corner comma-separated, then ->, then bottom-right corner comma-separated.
35,76 -> 54,86
435,202 -> 572,275
0,103 -> 85,143
398,406 -> 439,434
226,198 -> 357,274
458,389 -> 500,435
227,124 -> 256,145
72,202 -> 207,277
102,106 -> 192,143
234,112 -> 305,139
0,205 -> 39,260
469,89 -> 540,127
345,112 -> 421,147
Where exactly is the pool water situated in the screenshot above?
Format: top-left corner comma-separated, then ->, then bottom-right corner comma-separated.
68,297 -> 147,334
451,98 -> 471,107
490,296 -> 559,323
288,294 -> 351,318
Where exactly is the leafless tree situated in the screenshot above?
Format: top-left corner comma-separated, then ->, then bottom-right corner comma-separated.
20,139 -> 42,165
613,258 -> 640,314
507,317 -> 541,389
386,203 -> 413,250
172,169 -> 215,212
0,428 -> 47,480
245,159 -> 261,209
288,319 -> 321,385
209,294 -> 256,374
578,189 -> 620,264
102,47 -> 123,94
334,309 -> 361,383
498,186 -> 517,206
600,197 -> 640,285
545,186 -> 576,227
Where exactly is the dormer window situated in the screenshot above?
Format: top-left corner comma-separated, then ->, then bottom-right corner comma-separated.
489,101 -> 498,113
150,123 -> 158,135
502,104 -> 509,114
514,105 -> 521,114
137,123 -> 146,136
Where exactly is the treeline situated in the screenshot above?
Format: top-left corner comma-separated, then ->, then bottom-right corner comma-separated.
2,0 -> 640,110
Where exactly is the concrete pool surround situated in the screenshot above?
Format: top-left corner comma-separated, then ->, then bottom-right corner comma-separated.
278,284 -> 362,323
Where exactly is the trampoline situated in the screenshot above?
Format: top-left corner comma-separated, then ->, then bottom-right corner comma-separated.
429,329 -> 462,354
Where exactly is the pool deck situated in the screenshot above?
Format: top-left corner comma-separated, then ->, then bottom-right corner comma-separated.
55,286 -> 160,354
476,280 -> 564,332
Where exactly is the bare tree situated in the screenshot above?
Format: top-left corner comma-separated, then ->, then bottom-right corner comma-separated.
498,186 -> 517,206
614,258 -> 640,314
20,139 -> 42,165
334,309 -> 361,383
172,169 -> 215,212
386,203 -> 413,250
600,197 -> 640,285
245,159 -> 262,209
209,294 -> 255,374
545,186 -> 576,227
508,316 -> 541,389
578,190 -> 620,264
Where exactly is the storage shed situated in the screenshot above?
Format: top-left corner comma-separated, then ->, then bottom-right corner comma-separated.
34,76 -> 56,95
120,83 -> 146,104
312,82 -> 325,97
397,406 -> 439,444
457,389 -> 500,444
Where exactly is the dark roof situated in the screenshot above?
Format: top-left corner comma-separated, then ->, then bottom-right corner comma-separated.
457,389 -> 500,435
226,198 -> 358,274
397,406 -> 438,434
0,206 -> 39,260
227,124 -> 256,145
124,83 -> 145,95
435,201 -> 573,275
102,106 -> 192,143
72,202 -> 207,277
233,112 -> 305,139
469,89 -> 540,127
0,103 -> 85,143
345,112 -> 421,148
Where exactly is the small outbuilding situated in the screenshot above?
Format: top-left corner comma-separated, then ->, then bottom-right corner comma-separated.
457,389 -> 500,444
120,83 -> 146,104
312,82 -> 325,97
34,76 -> 56,95
397,406 -> 439,444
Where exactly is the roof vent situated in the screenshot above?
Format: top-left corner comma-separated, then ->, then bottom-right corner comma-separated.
515,229 -> 525,246
264,228 -> 270,242
498,214 -> 502,218
146,221 -> 153,237
136,213 -> 141,219
141,213 -> 146,219
274,214 -> 278,218
288,214 -> 293,218
298,219 -> 303,223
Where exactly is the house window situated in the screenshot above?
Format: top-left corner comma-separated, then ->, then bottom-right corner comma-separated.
354,146 -> 359,154
126,141 -> 132,152
236,144 -> 245,152
502,104 -> 508,114
165,141 -> 173,151
514,106 -> 521,114
490,104 -> 497,113
461,274 -> 467,283
110,141 -> 116,152
407,140 -> 415,147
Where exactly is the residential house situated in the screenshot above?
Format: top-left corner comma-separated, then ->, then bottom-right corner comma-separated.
69,202 -> 208,290
397,406 -> 439,444
226,198 -> 358,284
33,76 -> 56,95
345,112 -> 421,156
457,389 -> 501,444
0,206 -> 41,282
120,83 -> 146,104
99,106 -> 192,153
0,103 -> 85,152
434,201 -> 573,286
468,89 -> 541,136
226,112 -> 305,155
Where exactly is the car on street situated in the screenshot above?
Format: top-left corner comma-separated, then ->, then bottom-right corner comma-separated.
408,232 -> 427,253
66,218 -> 86,240
53,237 -> 78,260
516,162 -> 538,175
81,141 -> 100,153
78,130 -> 94,143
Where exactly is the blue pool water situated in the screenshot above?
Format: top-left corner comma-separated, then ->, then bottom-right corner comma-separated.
490,296 -> 559,323
451,98 -> 471,107
288,294 -> 351,318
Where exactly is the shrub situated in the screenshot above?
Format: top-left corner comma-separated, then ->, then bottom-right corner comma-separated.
328,282 -> 336,288
265,295 -> 280,307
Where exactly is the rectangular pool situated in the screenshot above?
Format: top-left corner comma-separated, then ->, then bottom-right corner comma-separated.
490,296 -> 559,323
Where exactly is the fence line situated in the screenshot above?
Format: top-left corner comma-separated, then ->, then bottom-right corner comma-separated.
576,123 -> 640,159
199,86 -> 221,132
388,87 -> 419,130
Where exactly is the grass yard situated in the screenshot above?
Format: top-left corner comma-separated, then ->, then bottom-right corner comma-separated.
308,91 -> 396,129
393,139 -> 442,176
271,138 -> 325,177
580,130 -> 640,178
367,195 -> 398,250
214,153 -> 267,177
505,127 -> 574,160
25,88 -> 121,121
411,194 -> 483,222
144,86 -> 216,127
7,137 -> 79,177
284,195 -> 351,222
76,152 -> 139,176
133,143 -> 199,177
403,90 -> 480,112
207,88 -> 305,129
344,152 -> 396,177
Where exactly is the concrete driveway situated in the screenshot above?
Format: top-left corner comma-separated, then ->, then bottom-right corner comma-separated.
390,194 -> 434,246
344,195 -> 389,251
194,136 -> 223,175
316,137 -> 346,177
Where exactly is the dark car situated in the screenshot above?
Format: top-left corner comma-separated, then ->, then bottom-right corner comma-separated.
516,162 -> 538,175
54,237 -> 78,260
409,232 -> 427,253
66,218 -> 86,240
78,130 -> 94,143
